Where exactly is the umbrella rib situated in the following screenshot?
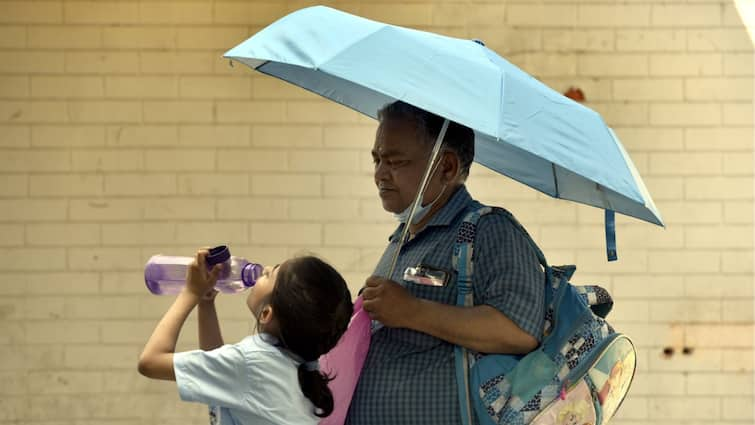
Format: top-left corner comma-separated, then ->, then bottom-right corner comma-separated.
551,163 -> 560,198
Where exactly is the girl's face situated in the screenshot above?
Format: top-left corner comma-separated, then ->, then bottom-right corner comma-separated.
246,263 -> 280,319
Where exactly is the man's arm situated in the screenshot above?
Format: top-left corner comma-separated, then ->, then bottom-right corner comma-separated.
362,276 -> 538,354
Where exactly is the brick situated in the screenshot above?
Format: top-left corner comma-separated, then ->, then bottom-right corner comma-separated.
68,247 -> 141,271
72,150 -> 144,172
0,1 -> 62,23
176,222 -> 249,245
253,125 -> 321,148
360,198 -> 394,221
613,275 -> 683,299
103,26 -> 176,49
609,300 -> 649,322
286,101 -> 362,123
63,1 -> 139,24
0,101 -> 68,123
322,174 -> 378,199
178,173 -> 249,196
69,198 -> 145,222
688,29 -> 753,52
28,26 -> 102,49
252,77 -> 319,100
0,76 -> 29,98
290,199 -> 359,221
543,30 -> 613,52
143,101 -> 213,123
145,150 -> 215,172
724,53 -> 753,76
101,271 -> 146,294
360,4 -> 433,26
652,5 -> 721,27
722,349 -> 753,372
290,150 -> 361,172
144,199 -> 216,220
217,198 -> 288,220
631,372 -> 685,396
614,79 -> 683,101
649,104 -> 721,126
0,150 -> 70,172
217,149 -> 287,171
65,51 -> 139,74
26,320 -> 98,343
542,78 -> 613,101
213,2 -> 288,24
251,174 -> 320,197
506,4 -> 576,27
29,174 -> 103,197
723,103 -> 753,125
657,201 -> 722,224
650,53 -> 722,76
104,174 -> 175,196
180,125 -> 250,147
68,101 -> 142,123
0,224 -> 23,246
140,51 -> 214,75
649,348 -> 722,372
589,102 -> 648,126
27,371 -> 103,394
686,78 -> 753,101
250,222 -> 321,245
105,76 -> 178,99
0,371 -> 25,395
578,5 -> 650,27
685,128 -> 753,151
32,125 -> 105,147
650,300 -> 721,323
687,325 -> 753,348
687,372 -> 753,395
649,152 -> 722,176
106,125 -> 177,148
647,397 -> 719,420
177,27 -> 249,50
0,26 -> 26,48
614,128 -> 683,152
64,344 -> 140,368
578,54 -> 648,76
724,202 -> 753,224
216,101 -> 286,123
0,272 -> 98,296
722,250 -> 753,273
139,1 -> 213,24
616,30 -> 686,52
685,275 -> 753,298
723,397 -> 755,420
474,28 -> 542,55
0,51 -> 64,73
723,153 -> 753,175
180,76 -> 251,99
325,223 -> 404,247
102,223 -> 175,246
723,300 -> 755,322
0,125 -> 30,148
648,251 -> 720,273
31,76 -> 104,99
507,53 -> 577,77
22,296 -> 63,319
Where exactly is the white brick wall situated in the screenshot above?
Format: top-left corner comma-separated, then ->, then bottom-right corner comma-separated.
0,1 -> 752,424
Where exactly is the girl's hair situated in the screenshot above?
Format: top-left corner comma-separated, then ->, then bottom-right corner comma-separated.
269,255 -> 353,418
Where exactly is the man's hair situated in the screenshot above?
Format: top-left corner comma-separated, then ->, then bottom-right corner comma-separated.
377,101 -> 475,179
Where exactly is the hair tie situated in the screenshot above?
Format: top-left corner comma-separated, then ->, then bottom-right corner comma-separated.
303,360 -> 320,371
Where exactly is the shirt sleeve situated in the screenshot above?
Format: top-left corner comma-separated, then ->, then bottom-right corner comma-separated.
173,343 -> 248,409
472,213 -> 546,341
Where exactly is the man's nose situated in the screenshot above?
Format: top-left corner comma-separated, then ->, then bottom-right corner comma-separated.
374,160 -> 389,179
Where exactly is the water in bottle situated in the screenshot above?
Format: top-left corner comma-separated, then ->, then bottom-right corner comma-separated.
144,245 -> 263,295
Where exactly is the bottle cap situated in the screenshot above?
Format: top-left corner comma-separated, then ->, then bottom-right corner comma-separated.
206,245 -> 231,266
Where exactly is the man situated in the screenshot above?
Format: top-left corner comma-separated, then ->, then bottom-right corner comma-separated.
346,101 -> 545,425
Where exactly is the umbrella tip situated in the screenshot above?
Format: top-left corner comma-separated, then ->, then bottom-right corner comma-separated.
471,38 -> 485,46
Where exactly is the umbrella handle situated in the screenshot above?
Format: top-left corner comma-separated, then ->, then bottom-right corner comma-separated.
386,119 -> 450,278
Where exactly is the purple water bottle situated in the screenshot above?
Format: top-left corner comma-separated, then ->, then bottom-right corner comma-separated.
144,245 -> 263,295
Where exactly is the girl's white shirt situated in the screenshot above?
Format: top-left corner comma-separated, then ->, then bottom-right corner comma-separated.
174,333 -> 319,425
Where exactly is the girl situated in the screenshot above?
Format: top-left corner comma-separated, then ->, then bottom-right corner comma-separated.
138,250 -> 353,424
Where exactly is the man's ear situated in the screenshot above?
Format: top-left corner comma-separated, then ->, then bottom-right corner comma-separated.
442,151 -> 461,182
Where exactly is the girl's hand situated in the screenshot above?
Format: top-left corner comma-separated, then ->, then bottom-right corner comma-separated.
185,250 -> 222,298
199,289 -> 219,305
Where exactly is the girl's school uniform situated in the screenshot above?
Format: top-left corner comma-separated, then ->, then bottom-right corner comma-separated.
174,333 -> 318,425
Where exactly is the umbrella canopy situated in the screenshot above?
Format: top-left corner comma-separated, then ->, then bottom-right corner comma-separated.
224,5 -> 663,244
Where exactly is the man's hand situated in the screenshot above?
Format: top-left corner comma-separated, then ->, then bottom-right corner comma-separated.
361,276 -> 419,328
185,250 -> 222,298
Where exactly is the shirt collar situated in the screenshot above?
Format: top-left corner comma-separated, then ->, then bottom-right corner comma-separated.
388,185 -> 473,242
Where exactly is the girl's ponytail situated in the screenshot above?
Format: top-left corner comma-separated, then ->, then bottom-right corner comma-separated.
297,364 -> 334,418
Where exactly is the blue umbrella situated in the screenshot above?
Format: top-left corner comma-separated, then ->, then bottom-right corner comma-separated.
224,6 -> 663,260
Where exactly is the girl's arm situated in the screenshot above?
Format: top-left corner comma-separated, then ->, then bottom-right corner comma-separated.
198,291 -> 224,350
138,250 -> 221,380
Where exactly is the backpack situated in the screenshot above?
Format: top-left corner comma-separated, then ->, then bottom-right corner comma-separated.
453,206 -> 636,425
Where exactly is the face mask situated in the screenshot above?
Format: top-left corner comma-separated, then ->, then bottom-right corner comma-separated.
393,184 -> 447,224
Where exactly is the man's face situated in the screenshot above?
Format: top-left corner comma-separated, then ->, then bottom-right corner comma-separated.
372,116 -> 443,214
